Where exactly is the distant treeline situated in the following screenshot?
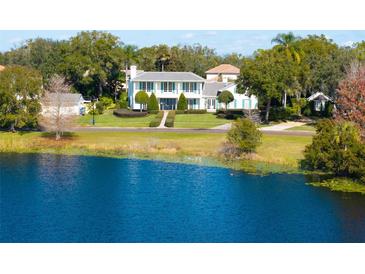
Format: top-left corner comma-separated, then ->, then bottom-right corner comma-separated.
1,31 -> 365,105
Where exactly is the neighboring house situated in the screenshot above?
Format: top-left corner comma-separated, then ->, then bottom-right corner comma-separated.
205,64 -> 240,83
128,65 -> 258,112
307,92 -> 332,111
203,81 -> 258,112
41,93 -> 86,116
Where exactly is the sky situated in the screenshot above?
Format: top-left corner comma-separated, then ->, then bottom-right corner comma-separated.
1,30 -> 365,56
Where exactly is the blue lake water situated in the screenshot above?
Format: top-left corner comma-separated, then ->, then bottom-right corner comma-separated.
1,153 -> 365,243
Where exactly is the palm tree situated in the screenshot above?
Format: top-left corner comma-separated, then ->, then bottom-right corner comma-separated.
271,32 -> 301,63
155,45 -> 171,71
272,32 -> 302,108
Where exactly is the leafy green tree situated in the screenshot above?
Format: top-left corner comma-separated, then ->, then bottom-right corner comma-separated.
0,65 -> 43,131
304,119 -> 365,181
118,91 -> 128,109
226,118 -> 262,154
295,35 -> 352,97
222,53 -> 243,68
218,90 -> 234,111
60,31 -> 125,98
147,93 -> 159,112
177,93 -> 188,110
237,50 -> 288,122
1,38 -> 67,82
137,46 -> 158,71
135,91 -> 149,112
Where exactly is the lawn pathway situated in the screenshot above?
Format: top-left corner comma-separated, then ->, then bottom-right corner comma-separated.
260,121 -> 306,131
158,111 -> 169,128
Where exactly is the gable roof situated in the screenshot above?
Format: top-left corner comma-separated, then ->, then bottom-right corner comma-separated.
205,64 -> 240,74
0,65 -> 5,72
307,92 -> 332,102
203,82 -> 236,97
132,72 -> 205,82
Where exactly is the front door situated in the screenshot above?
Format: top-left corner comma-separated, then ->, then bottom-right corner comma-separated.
160,98 -> 176,110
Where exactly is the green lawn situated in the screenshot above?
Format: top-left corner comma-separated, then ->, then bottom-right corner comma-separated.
174,113 -> 229,128
0,131 -> 311,170
78,110 -> 156,127
288,125 -> 316,131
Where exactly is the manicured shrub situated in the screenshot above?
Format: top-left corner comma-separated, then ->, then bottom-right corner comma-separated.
113,109 -> 147,117
177,93 -> 188,110
164,111 -> 176,127
147,93 -> 159,112
149,111 -> 164,127
303,119 -> 365,182
118,92 -> 128,109
175,109 -> 207,114
216,110 -> 244,120
217,90 -> 234,111
135,90 -> 149,112
226,118 -> 262,154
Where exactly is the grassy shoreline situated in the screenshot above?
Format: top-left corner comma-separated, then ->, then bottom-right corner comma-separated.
1,131 -> 363,194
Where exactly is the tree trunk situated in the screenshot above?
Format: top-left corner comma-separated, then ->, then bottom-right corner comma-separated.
283,91 -> 287,108
56,131 -> 61,141
10,122 -> 16,133
98,82 -> 103,97
265,100 -> 271,123
140,104 -> 142,112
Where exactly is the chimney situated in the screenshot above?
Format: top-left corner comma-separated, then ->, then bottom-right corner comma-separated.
130,65 -> 137,80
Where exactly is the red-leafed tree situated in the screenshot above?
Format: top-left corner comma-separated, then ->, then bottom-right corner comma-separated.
336,63 -> 365,138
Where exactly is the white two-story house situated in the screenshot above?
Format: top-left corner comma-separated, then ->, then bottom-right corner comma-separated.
128,65 -> 258,111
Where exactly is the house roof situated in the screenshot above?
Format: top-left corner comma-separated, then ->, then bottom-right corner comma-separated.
307,92 -> 332,102
132,72 -> 205,82
205,64 -> 240,74
202,82 -> 235,97
42,93 -> 84,106
0,65 -> 5,72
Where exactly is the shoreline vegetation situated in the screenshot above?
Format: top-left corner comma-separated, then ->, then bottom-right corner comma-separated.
1,130 -> 363,194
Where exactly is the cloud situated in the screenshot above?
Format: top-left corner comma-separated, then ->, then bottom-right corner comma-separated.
342,40 -> 354,47
182,32 -> 195,39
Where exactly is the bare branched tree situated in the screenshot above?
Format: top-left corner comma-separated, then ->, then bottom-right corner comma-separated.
39,75 -> 76,140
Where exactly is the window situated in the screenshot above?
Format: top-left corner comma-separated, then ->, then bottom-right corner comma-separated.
138,82 -> 146,90
182,82 -> 198,93
138,82 -> 154,92
147,82 -> 154,92
161,82 -> 175,92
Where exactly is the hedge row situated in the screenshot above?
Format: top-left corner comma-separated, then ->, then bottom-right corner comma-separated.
113,109 -> 148,117
175,109 -> 207,114
149,111 -> 164,127
165,111 -> 176,127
